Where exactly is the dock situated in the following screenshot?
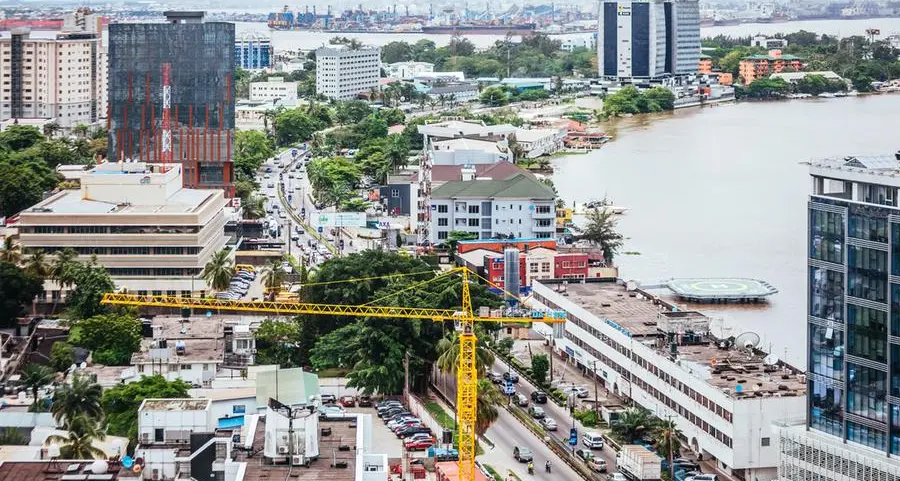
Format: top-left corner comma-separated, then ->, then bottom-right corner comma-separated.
664,277 -> 778,303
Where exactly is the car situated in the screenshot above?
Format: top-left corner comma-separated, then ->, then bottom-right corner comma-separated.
358,395 -> 372,407
685,475 -> 718,481
608,473 -> 627,481
405,432 -> 432,442
530,391 -> 548,404
396,426 -> 432,438
392,422 -> 424,435
387,416 -> 418,429
320,394 -> 337,404
318,406 -> 346,419
404,437 -> 434,451
528,406 -> 545,419
515,393 -> 529,407
383,411 -> 412,423
587,458 -> 608,473
264,173 -> 271,179
339,395 -> 356,407
671,458 -> 701,472
288,174 -> 295,179
487,372 -> 502,384
291,234 -> 300,241
540,417 -> 558,431
503,371 -> 519,383
267,183 -> 275,188
513,446 -> 533,463
573,386 -> 590,398
575,449 -> 594,462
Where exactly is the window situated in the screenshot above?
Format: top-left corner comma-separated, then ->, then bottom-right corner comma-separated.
810,267 -> 843,321
468,205 -> 479,215
437,205 -> 448,213
535,205 -> 552,214
154,428 -> 164,442
468,218 -> 479,227
437,218 -> 448,227
760,437 -> 770,447
437,231 -> 448,240
810,209 -> 844,264
391,189 -> 400,198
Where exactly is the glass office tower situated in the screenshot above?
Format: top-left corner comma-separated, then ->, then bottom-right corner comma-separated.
107,11 -> 235,196
808,153 -> 900,455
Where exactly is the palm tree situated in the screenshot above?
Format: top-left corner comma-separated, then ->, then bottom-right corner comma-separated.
653,418 -> 683,470
201,248 -> 235,292
574,207 -> 624,265
447,93 -> 458,107
0,236 -> 20,264
368,86 -> 380,102
383,134 -> 410,172
71,123 -> 91,139
46,415 -> 106,459
438,94 -> 447,108
243,195 -> 266,220
23,251 -> 49,280
428,97 -> 439,111
21,364 -> 55,413
260,259 -> 285,295
50,374 -> 103,426
43,122 -> 61,139
435,331 -> 495,376
417,95 -> 427,111
475,378 -> 503,436
612,407 -> 655,444
50,248 -> 79,289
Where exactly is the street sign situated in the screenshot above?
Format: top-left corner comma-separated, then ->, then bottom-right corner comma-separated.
315,212 -> 366,227
317,226 -> 324,233
291,149 -> 298,157
568,428 -> 578,445
503,380 -> 515,395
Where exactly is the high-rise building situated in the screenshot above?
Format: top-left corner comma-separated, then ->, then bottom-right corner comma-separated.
0,9 -> 106,128
315,45 -> 381,100
108,11 -> 235,196
778,153 -> 900,481
596,0 -> 700,82
235,31 -> 273,70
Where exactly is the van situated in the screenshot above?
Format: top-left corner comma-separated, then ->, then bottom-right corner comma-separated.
582,431 -> 605,449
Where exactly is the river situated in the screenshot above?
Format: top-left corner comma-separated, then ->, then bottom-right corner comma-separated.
550,94 -> 900,367
233,17 -> 900,50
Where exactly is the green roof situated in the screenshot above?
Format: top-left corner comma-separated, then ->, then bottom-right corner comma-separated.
742,54 -> 804,61
432,173 -> 556,200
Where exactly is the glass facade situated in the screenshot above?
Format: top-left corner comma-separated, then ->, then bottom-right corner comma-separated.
808,195 -> 897,456
107,19 -> 235,196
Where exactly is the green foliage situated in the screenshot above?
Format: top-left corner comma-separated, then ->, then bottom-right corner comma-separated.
530,354 -> 549,387
0,125 -> 44,150
0,262 -> 42,327
201,248 -> 234,292
610,407 -> 657,444
573,408 -> 600,428
102,375 -> 190,445
475,378 -> 503,435
46,415 -> 106,459
274,108 -> 329,146
51,374 -> 103,426
574,207 -> 624,264
0,427 -> 27,445
22,364 -> 55,412
0,153 -> 60,217
307,156 -> 362,207
234,130 -> 274,178
254,319 -> 304,368
480,86 -> 509,106
377,108 -> 406,126
50,342 -> 76,372
735,77 -> 790,99
793,74 -> 847,96
70,314 -> 141,366
517,89 -> 551,101
67,264 -> 116,319
602,85 -> 675,117
644,87 -> 677,111
336,100 -> 373,125
355,134 -> 411,184
446,230 -> 478,255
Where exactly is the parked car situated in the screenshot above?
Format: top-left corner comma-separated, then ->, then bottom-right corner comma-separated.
405,437 -> 434,451
515,393 -> 529,407
513,446 -> 533,463
671,458 -> 701,472
358,395 -> 373,407
320,394 -> 337,404
503,371 -> 519,383
530,391 -> 548,404
404,432 -> 433,443
528,406 -> 545,419
488,372 -> 502,384
339,395 -> 356,407
573,386 -> 590,398
318,406 -> 346,419
607,472 -> 627,481
396,426 -> 432,438
540,417 -> 558,431
685,475 -> 718,481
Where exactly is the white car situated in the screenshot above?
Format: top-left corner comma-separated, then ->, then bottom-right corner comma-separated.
319,406 -> 346,419
540,417 -> 558,431
607,474 -> 627,481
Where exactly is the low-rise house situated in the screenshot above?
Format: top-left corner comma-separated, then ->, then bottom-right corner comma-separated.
512,128 -> 565,159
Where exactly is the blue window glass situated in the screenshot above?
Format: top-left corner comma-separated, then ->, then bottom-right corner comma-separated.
810,209 -> 844,263
847,245 -> 887,303
847,304 -> 887,364
810,267 -> 843,321
847,363 -> 887,424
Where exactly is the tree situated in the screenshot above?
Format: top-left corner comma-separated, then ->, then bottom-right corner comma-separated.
480,87 -> 509,106
50,342 -> 76,372
530,353 -> 550,387
71,124 -> 91,139
0,237 -> 20,264
435,331 -> 495,376
254,319 -> 303,367
336,100 -> 373,125
23,250 -> 48,280
383,134 -> 411,172
21,364 -> 55,412
0,262 -> 42,328
378,108 -> 405,126
260,259 -> 285,294
352,115 -> 389,141
70,314 -> 141,366
0,162 -> 51,217
0,125 -> 44,150
50,248 -> 79,289
381,41 -> 413,63
644,87 -> 676,111
446,230 -> 478,255
102,375 -> 190,444
46,415 -> 106,459
274,108 -> 317,146
51,374 -> 103,426
574,208 -> 624,265
475,379 -> 503,435
201,248 -> 234,292
67,264 -> 115,319
234,130 -> 274,178
653,418 -> 683,470
306,156 -> 362,207
612,407 -> 655,444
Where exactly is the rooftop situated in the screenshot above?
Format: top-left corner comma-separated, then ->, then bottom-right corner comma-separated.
551,281 -> 806,399
140,398 -> 211,412
0,461 -> 136,481
513,128 -> 559,142
742,54 -> 803,61
769,70 -> 843,82
432,162 -> 531,183
810,153 -> 900,173
145,315 -> 225,340
418,119 -> 517,140
431,173 -> 556,200
433,138 -> 504,153
131,338 -> 225,364
665,278 -> 778,302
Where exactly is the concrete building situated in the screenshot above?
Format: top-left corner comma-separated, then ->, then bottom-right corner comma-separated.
428,172 -> 556,244
131,315 -> 228,386
597,0 -> 701,82
774,152 -> 900,480
698,54 -> 713,74
738,50 -> 804,85
384,61 -> 434,79
315,45 -> 381,100
235,31 -> 273,70
751,35 -> 788,49
512,127 -> 565,159
249,77 -> 298,103
17,161 -> 229,299
431,138 -> 511,165
531,281 -> 807,481
108,11 -> 236,196
426,83 -> 479,104
0,10 -> 107,129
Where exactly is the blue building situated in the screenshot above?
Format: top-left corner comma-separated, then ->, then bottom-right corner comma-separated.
235,32 -> 273,70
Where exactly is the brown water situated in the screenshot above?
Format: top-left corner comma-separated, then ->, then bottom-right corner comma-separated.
551,95 -> 900,367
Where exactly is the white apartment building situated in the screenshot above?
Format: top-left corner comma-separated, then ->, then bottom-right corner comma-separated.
248,77 -> 298,103
777,421 -> 900,481
0,11 -> 107,128
17,161 -> 229,298
384,61 -> 434,79
531,281 -> 807,481
513,127 -> 565,159
315,45 -> 381,100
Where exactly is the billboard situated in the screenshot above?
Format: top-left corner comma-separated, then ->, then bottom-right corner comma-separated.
314,212 -> 366,227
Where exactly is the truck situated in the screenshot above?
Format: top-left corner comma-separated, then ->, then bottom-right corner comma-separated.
616,445 -> 662,481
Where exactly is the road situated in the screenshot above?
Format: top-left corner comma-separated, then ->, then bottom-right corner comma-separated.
490,358 -> 619,478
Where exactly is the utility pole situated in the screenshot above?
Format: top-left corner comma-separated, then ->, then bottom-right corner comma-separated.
403,350 -> 410,407
592,360 -> 598,414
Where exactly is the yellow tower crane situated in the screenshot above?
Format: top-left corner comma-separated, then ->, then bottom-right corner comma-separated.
101,266 -> 566,481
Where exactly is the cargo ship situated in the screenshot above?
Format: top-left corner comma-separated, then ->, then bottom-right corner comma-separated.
267,6 -> 295,30
421,23 -> 536,35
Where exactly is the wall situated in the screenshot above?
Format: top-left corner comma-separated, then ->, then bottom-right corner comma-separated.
431,149 -> 504,166
209,396 -> 258,422
138,407 -> 212,443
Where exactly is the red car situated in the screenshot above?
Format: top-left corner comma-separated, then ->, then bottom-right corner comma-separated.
404,437 -> 434,451
340,395 -> 356,407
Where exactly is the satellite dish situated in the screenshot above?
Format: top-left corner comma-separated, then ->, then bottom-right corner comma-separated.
79,362 -> 87,369
47,443 -> 61,458
89,460 -> 108,474
734,332 -> 761,350
121,456 -> 134,468
764,354 -> 779,366
735,384 -> 743,393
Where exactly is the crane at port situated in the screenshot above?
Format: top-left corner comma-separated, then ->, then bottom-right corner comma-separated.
101,266 -> 566,481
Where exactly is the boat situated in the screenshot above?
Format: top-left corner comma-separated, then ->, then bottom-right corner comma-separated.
421,23 -> 536,35
574,200 -> 629,215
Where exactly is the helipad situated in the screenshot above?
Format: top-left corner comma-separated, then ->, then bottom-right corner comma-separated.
665,278 -> 778,303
